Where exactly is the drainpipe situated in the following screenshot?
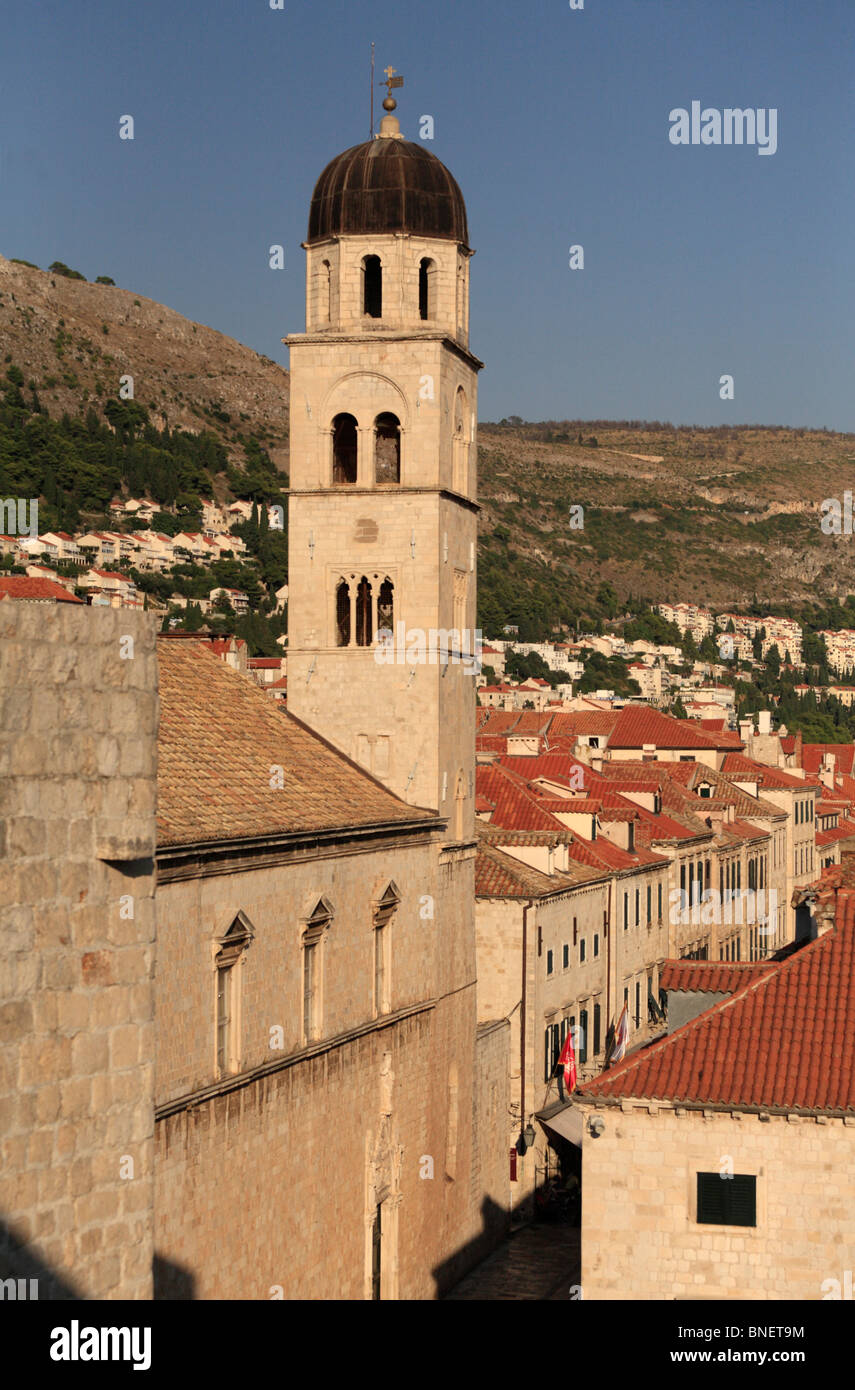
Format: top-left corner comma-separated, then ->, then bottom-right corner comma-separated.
605,877 -> 613,1040
520,899 -> 535,1148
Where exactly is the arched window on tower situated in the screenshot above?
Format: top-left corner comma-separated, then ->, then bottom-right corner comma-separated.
356,576 -> 373,647
332,413 -> 358,485
320,259 -> 332,324
419,258 -> 436,320
336,578 -> 351,647
363,255 -> 382,318
378,578 -> 394,641
374,413 -> 401,484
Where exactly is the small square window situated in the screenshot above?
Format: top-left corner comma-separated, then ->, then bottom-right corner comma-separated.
696,1172 -> 756,1227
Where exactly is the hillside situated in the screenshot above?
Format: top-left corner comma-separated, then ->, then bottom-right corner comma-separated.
0,254 -> 290,472
478,421 -> 855,635
4,255 -> 855,643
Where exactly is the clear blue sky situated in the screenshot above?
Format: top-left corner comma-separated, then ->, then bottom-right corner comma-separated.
3,0 -> 852,429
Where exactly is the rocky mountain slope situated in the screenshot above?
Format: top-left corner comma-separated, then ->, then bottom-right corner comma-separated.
0,254 -> 290,472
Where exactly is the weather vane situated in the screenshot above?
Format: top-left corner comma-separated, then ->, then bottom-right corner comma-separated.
381,65 -> 404,109
371,51 -> 404,137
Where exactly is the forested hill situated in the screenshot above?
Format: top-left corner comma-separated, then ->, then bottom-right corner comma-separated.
0,252 -> 290,471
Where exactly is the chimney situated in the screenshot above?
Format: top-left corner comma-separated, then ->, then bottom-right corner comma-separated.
739,719 -> 753,745
794,728 -> 803,766
758,710 -> 771,735
591,752 -> 603,774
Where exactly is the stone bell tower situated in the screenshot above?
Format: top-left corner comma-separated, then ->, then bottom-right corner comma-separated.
285,83 -> 481,841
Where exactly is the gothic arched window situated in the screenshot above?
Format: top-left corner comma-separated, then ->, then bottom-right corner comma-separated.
374,413 -> 401,484
363,255 -> 382,318
336,578 -> 351,647
356,576 -> 373,647
419,258 -> 436,320
332,413 -> 358,485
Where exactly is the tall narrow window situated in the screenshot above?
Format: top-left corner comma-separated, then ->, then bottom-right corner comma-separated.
320,258 -> 331,324
593,1003 -> 601,1056
216,960 -> 232,1074
452,389 -> 468,493
579,1008 -> 589,1064
377,578 -> 394,640
363,255 -> 382,318
454,771 -> 465,839
303,941 -> 318,1041
419,258 -> 436,320
302,898 -> 332,1045
336,578 -> 351,647
214,912 -> 253,1077
356,576 -> 373,647
374,413 -> 401,484
373,883 -> 400,1017
332,413 -> 358,485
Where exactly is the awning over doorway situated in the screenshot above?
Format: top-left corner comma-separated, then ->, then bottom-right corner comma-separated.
536,1100 -> 584,1147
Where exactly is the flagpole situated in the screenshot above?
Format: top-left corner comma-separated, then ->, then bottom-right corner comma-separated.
370,42 -> 375,138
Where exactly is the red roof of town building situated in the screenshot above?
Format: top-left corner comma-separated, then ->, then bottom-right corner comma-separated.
580,877 -> 855,1113
0,576 -> 83,604
607,706 -> 730,751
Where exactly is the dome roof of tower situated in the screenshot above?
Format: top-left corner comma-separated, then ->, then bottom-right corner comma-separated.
307,136 -> 469,247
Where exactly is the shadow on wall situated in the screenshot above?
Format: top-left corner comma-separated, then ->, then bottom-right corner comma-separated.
153,1252 -> 196,1301
0,1218 -> 82,1300
431,1194 -> 509,1297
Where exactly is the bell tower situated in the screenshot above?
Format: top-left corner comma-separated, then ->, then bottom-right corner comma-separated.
285,88 -> 482,841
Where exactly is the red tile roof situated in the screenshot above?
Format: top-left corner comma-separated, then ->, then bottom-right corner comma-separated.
659,960 -> 775,994
580,892 -> 855,1113
607,707 -> 731,751
0,576 -> 83,604
157,640 -> 433,846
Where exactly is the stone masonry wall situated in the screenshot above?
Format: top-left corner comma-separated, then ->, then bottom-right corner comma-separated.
579,1101 -> 855,1300
0,602 -> 157,1299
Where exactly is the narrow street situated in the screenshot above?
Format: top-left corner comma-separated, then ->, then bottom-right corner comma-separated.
444,1222 -> 581,1301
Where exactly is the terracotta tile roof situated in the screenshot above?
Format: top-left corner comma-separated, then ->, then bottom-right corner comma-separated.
157,639 -> 435,847
660,960 -> 775,994
479,710 -> 522,736
547,711 -> 617,738
801,744 -> 855,776
511,712 -> 552,735
607,707 -> 730,751
0,576 -> 83,604
816,817 -> 855,848
720,752 -> 814,790
476,764 -> 563,832
475,835 -> 600,899
248,657 -> 283,668
580,892 -> 855,1113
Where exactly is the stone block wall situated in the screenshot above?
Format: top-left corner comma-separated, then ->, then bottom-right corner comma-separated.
0,602 -> 157,1299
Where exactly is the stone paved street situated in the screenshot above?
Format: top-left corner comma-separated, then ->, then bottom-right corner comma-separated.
444,1222 -> 581,1300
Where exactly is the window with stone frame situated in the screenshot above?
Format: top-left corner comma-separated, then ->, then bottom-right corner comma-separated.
373,882 -> 400,1016
302,897 -> 333,1044
214,912 -> 254,1077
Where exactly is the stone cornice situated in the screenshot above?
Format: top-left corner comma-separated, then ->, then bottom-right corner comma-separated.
155,999 -> 437,1121
156,817 -> 445,883
284,330 -> 484,372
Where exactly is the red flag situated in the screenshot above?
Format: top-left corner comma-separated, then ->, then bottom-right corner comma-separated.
557,1028 -> 577,1093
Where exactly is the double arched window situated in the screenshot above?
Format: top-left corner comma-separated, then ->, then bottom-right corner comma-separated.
329,411 -> 402,486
